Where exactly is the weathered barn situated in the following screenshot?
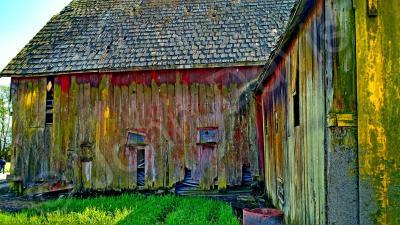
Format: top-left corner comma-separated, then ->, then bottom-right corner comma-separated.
254,0 -> 400,224
0,0 -> 296,193
2,0 -> 399,223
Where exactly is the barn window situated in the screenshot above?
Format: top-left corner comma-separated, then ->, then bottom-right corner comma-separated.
127,131 -> 146,146
45,77 -> 54,126
197,127 -> 219,144
293,55 -> 300,127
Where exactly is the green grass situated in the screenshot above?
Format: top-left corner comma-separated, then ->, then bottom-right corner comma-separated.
0,194 -> 240,225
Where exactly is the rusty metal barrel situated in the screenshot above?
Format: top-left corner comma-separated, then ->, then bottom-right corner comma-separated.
243,208 -> 283,225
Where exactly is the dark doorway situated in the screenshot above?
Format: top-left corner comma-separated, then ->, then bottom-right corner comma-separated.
137,148 -> 145,187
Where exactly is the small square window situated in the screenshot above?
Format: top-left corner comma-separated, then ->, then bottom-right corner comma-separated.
197,127 -> 219,144
127,131 -> 146,146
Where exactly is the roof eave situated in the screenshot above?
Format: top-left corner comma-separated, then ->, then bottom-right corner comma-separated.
255,0 -> 320,94
0,61 -> 266,78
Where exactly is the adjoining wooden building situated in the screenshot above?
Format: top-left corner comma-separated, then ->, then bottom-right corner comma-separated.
0,0 -> 296,193
254,0 -> 400,224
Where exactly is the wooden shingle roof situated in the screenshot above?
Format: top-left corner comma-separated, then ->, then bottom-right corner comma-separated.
1,0 -> 296,76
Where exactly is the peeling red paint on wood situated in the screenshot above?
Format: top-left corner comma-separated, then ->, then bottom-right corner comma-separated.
58,75 -> 71,93
10,66 -> 263,193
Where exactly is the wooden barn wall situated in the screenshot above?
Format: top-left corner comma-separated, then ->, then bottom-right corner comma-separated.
10,66 -> 262,191
256,1 -> 358,224
355,0 -> 400,224
259,7 -> 326,223
10,78 -> 49,183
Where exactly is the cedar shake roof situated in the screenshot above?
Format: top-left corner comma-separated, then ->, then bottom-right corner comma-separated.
1,0 -> 296,76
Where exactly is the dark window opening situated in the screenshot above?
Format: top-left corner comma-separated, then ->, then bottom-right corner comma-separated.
294,94 -> 300,127
137,149 -> 145,187
293,57 -> 300,127
242,164 -> 253,186
45,77 -> 54,126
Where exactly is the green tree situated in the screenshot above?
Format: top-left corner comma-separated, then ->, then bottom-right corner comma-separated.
0,86 -> 11,160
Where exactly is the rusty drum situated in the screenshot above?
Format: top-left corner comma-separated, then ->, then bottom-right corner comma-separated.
243,208 -> 283,225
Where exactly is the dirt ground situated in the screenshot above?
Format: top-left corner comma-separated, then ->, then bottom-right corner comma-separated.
0,179 -> 267,214
0,181 -> 50,212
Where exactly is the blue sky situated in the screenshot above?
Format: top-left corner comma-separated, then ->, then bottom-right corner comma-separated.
0,0 -> 72,86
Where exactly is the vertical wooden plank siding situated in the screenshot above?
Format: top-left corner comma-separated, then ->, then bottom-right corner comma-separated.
355,0 -> 400,224
11,66 -> 262,192
255,0 -> 362,224
256,2 -> 329,225
10,78 -> 47,184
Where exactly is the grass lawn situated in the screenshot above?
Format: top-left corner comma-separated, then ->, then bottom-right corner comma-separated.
0,194 -> 240,225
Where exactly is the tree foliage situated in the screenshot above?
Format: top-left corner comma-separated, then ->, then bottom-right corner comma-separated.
0,86 -> 11,159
